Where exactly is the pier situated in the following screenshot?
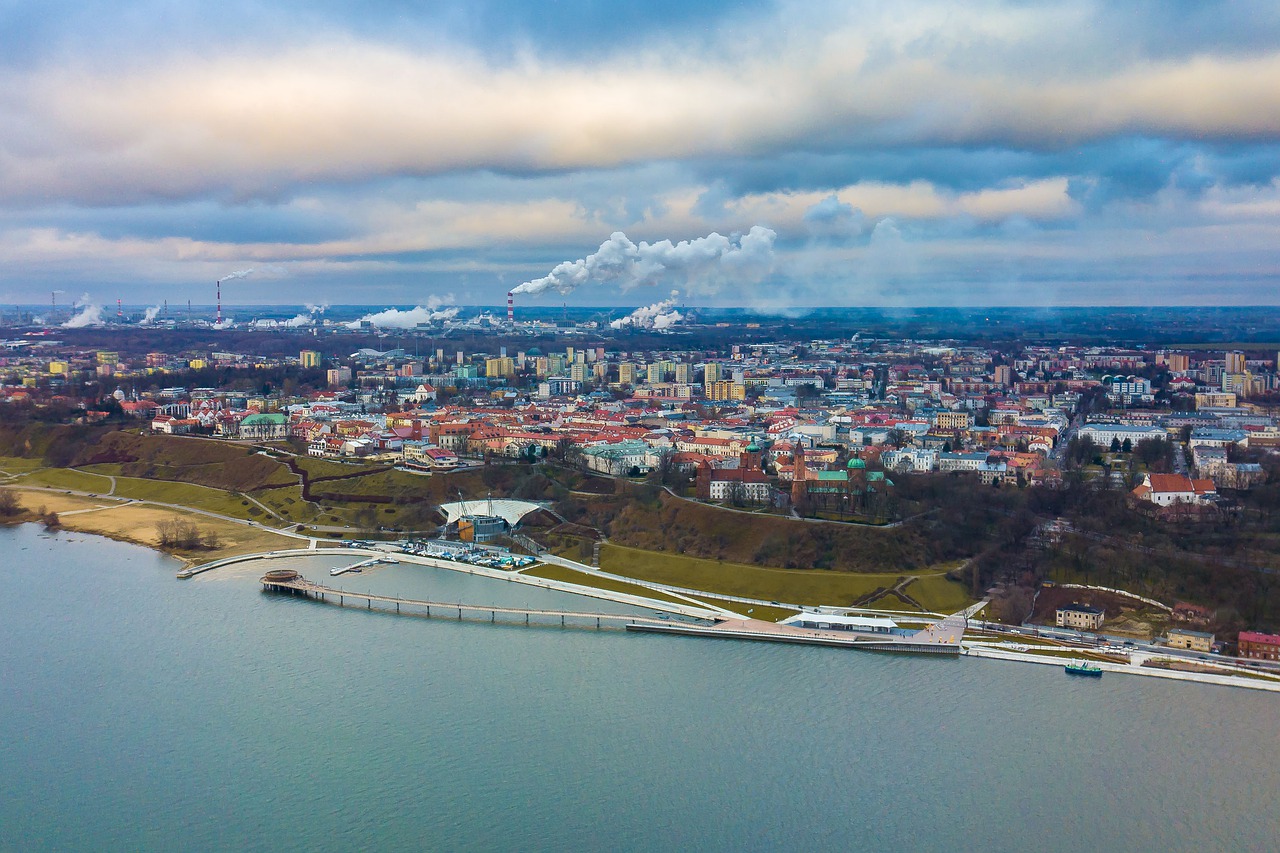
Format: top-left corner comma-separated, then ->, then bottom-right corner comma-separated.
330,555 -> 398,576
260,571 -> 684,630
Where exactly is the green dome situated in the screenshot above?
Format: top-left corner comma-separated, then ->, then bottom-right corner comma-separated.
847,457 -> 866,469
745,442 -> 760,453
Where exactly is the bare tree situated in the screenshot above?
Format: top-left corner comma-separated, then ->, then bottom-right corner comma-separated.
0,490 -> 22,517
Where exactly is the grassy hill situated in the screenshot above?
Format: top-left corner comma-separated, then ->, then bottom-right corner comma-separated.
74,432 -> 295,491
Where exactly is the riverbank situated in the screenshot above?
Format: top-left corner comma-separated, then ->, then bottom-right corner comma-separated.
0,486 -> 300,567
7,481 -> 1279,693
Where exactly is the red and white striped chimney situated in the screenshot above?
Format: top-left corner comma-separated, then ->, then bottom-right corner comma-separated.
507,291 -> 514,324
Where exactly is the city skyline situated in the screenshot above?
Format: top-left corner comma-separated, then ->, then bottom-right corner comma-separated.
3,1 -> 1280,308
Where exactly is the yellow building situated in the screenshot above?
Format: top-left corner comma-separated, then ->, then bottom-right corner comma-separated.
95,351 -> 119,365
1166,628 -> 1214,653
935,410 -> 972,430
1195,391 -> 1236,409
48,361 -> 70,375
188,358 -> 207,370
618,363 -> 636,385
705,380 -> 746,401
299,350 -> 322,368
1055,603 -> 1104,631
485,357 -> 515,378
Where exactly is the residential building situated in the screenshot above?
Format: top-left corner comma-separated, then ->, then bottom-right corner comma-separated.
299,350 -> 322,368
1165,628 -> 1214,653
1056,603 -> 1105,631
706,380 -> 746,401
1238,631 -> 1280,661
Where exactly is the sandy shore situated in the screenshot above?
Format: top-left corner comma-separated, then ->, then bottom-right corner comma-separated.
6,487 -> 298,566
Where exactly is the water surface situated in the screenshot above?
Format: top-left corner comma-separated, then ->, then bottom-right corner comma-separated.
1,525 -> 1276,852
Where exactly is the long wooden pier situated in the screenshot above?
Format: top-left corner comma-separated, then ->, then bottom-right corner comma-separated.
261,574 -> 687,630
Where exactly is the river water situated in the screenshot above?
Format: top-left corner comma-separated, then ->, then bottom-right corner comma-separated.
2,524 -> 1277,852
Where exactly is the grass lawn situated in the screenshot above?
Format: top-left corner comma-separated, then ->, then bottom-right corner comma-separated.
521,564 -> 693,607
107,477 -> 260,521
683,595 -> 798,622
600,543 -> 975,609
0,456 -> 45,476
905,575 -> 977,613
292,456 -> 379,479
17,468 -> 112,492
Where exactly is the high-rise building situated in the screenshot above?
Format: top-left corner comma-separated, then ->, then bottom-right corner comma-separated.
299,350 -> 322,368
674,362 -> 690,384
485,357 -> 515,378
1226,351 -> 1246,374
704,362 -> 722,384
618,363 -> 636,385
706,380 -> 746,401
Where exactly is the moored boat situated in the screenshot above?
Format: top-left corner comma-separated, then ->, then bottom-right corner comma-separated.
1065,660 -> 1103,677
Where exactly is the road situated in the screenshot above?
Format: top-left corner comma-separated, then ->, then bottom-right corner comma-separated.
980,619 -> 1280,673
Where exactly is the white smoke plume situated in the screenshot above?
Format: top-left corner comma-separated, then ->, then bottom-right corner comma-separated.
513,226 -> 777,296
220,269 -> 254,281
347,295 -> 459,329
278,303 -> 328,327
62,293 -> 105,328
141,305 -> 162,324
610,290 -> 683,330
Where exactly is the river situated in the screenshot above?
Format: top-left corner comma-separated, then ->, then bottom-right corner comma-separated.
1,524 -> 1276,852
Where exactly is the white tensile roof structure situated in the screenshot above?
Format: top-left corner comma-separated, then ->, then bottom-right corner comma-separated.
438,499 -> 545,527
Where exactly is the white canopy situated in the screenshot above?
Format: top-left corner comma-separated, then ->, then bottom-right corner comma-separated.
439,499 -> 544,527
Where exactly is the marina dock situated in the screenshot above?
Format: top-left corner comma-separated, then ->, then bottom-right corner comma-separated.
330,555 -> 398,576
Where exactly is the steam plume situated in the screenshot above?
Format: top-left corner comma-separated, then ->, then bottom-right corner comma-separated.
141,305 -> 162,324
610,290 -> 683,330
513,226 -> 776,296
347,294 -> 458,329
62,293 -> 105,328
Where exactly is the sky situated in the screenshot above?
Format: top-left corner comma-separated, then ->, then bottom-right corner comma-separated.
3,0 -> 1280,309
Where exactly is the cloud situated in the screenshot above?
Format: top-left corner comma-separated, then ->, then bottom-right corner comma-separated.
803,194 -> 864,239
514,226 -> 776,296
2,2 -> 1280,306
5,9 -> 1280,207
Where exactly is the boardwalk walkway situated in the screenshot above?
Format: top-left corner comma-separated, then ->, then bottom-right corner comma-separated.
262,576 -> 685,630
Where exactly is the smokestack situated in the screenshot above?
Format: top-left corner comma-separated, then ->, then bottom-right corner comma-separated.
507,291 -> 514,324
116,298 -> 123,320
216,280 -> 221,326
